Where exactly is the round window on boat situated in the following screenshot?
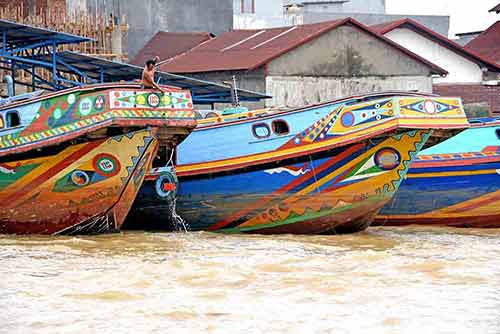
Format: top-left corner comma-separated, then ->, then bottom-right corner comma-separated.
5,111 -> 20,128
205,112 -> 219,119
496,129 -> 500,140
252,123 -> 271,139
272,119 -> 290,135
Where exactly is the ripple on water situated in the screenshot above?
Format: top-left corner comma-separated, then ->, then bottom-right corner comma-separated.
1,226 -> 500,334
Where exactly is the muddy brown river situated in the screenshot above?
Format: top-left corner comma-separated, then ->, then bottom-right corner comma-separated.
1,226 -> 500,333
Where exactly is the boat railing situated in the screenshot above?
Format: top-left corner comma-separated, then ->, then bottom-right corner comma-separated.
0,90 -> 45,108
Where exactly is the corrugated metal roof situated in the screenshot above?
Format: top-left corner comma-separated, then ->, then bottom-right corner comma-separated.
160,18 -> 447,75
130,31 -> 214,66
466,21 -> 500,65
372,18 -> 500,71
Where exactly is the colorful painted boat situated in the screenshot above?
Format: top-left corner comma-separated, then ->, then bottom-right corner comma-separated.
375,118 -> 500,228
127,92 -> 469,234
0,83 -> 196,235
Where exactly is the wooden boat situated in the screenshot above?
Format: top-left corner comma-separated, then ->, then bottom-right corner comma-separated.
127,92 -> 469,234
0,83 -> 196,235
375,118 -> 500,228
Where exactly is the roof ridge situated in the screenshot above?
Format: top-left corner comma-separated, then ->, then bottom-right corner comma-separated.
160,17 -> 447,76
373,18 -> 500,71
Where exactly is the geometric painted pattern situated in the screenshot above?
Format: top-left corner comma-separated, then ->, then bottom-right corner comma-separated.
280,97 -> 464,150
0,109 -> 192,149
416,147 -> 500,161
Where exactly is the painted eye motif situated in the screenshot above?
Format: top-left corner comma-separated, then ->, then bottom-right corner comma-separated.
374,148 -> 401,170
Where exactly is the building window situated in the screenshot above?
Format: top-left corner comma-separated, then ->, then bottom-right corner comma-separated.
241,0 -> 255,14
272,120 -> 290,135
252,123 -> 270,139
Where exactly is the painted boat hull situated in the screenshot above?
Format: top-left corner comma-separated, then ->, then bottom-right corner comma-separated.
130,130 -> 430,234
128,93 -> 469,234
0,83 -> 196,234
0,129 -> 157,235
375,123 -> 500,228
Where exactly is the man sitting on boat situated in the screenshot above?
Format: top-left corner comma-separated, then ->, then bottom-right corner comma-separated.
142,56 -> 165,93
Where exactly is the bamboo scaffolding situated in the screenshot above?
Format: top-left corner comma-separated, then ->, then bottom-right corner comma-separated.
0,2 -> 129,93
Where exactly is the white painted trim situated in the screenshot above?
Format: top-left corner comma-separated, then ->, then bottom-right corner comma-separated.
251,26 -> 298,50
221,30 -> 267,52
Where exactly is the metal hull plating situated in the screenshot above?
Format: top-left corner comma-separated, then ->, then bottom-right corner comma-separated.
0,130 -> 157,235
376,122 -> 500,228
129,93 -> 469,234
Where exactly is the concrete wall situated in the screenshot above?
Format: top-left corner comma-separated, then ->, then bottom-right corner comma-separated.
302,12 -> 450,37
384,28 -> 484,84
434,84 -> 500,116
182,69 -> 268,109
80,0 -> 233,59
267,75 -> 431,107
263,24 -> 434,107
267,25 -> 434,77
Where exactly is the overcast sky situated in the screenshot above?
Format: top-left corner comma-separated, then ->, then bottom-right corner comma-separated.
386,0 -> 499,37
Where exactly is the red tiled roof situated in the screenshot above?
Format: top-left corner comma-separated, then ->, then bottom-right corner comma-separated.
489,3 -> 500,13
160,17 -> 447,75
371,18 -> 500,71
466,21 -> 500,65
130,31 -> 214,66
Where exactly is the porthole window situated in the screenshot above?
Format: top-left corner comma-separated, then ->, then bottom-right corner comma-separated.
5,111 -> 20,127
252,123 -> 271,139
272,119 -> 290,135
205,112 -> 219,119
496,128 -> 500,140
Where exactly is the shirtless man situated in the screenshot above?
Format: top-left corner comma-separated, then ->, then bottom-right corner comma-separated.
142,56 -> 165,92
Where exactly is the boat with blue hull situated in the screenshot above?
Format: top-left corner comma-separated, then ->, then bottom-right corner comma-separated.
376,118 -> 500,228
127,92 -> 469,234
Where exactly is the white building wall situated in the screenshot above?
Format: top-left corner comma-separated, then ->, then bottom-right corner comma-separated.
266,75 -> 432,107
283,0 -> 386,14
234,0 -> 291,29
384,28 -> 483,84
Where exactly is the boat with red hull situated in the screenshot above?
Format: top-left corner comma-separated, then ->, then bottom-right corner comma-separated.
0,83 -> 195,235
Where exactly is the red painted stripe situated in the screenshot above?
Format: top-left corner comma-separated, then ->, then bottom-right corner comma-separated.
207,143 -> 365,231
447,193 -> 500,213
412,156 -> 500,168
8,140 -> 104,202
177,127 -> 394,177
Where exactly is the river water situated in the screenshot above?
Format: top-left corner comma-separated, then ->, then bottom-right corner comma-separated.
1,226 -> 500,334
